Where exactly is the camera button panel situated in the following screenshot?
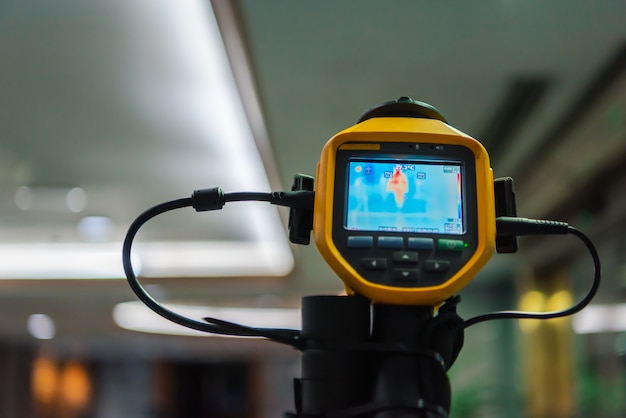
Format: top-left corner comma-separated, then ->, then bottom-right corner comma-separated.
342,233 -> 473,288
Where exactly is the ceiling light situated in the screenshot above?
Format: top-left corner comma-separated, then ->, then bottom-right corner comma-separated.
77,216 -> 115,242
0,0 -> 294,280
572,303 -> 626,334
65,187 -> 87,213
27,314 -> 56,340
0,243 -> 137,279
113,301 -> 301,337
12,186 -> 87,213
0,240 -> 295,279
14,186 -> 33,210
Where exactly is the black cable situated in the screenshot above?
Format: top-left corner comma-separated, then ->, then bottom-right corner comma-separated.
191,187 -> 315,211
224,191 -> 272,203
124,193 -> 600,339
122,192 -> 302,347
464,225 -> 601,327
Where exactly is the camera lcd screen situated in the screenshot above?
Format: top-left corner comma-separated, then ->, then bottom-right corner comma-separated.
345,159 -> 464,234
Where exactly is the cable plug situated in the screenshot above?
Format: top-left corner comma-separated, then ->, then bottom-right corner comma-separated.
496,216 -> 569,237
270,191 -> 315,210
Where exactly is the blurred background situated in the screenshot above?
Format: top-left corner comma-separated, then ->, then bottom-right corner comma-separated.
0,0 -> 625,417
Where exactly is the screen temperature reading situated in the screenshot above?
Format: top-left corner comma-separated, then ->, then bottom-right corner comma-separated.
345,160 -> 463,234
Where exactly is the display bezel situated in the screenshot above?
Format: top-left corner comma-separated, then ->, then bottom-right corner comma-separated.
331,141 -> 480,249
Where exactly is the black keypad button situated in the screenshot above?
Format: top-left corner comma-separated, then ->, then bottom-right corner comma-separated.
391,269 -> 419,281
423,260 -> 451,273
392,251 -> 419,263
407,237 -> 434,250
361,258 -> 387,270
377,236 -> 404,248
347,236 -> 374,248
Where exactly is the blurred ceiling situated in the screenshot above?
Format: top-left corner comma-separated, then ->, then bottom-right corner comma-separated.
0,0 -> 625,355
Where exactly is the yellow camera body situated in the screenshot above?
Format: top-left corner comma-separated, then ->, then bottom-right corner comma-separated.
313,112 -> 496,306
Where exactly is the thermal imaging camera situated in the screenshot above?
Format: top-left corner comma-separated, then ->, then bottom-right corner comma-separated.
313,98 -> 496,305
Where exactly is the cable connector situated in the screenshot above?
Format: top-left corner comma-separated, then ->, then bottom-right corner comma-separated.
191,188 -> 315,212
269,191 -> 315,210
496,216 -> 569,236
191,187 -> 225,212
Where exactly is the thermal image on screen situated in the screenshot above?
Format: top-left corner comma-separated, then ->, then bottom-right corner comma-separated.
345,160 -> 463,234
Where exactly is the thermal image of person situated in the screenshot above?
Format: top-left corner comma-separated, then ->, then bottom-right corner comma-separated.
386,166 -> 408,208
